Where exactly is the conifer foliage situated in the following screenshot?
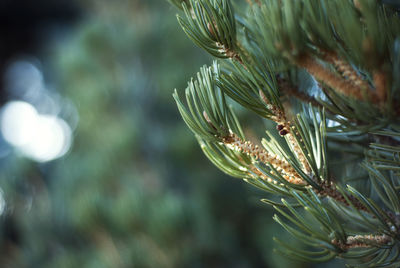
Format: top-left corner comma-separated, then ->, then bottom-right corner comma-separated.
168,0 -> 400,266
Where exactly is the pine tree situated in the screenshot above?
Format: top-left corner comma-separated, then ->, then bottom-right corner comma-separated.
168,0 -> 400,266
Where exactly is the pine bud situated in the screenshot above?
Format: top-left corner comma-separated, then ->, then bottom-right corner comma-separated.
279,129 -> 288,136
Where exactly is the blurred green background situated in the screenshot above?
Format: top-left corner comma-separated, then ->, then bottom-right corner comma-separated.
0,1 -> 311,267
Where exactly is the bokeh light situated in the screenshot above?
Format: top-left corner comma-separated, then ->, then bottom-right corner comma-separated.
0,101 -> 38,147
20,114 -> 72,162
0,101 -> 72,162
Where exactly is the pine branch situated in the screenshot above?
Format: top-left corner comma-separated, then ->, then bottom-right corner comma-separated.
259,90 -> 312,175
294,54 -> 375,102
222,132 -> 306,185
170,0 -> 400,265
316,180 -> 369,213
321,50 -> 390,105
332,234 -> 392,250
320,51 -> 371,91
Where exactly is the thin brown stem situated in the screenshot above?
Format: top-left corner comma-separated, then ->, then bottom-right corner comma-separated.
315,180 -> 369,213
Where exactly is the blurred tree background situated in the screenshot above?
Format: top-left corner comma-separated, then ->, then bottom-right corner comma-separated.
0,0 -> 314,267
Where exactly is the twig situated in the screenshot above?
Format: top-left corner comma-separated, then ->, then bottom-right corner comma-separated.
321,51 -> 371,91
295,54 -> 376,102
259,90 -> 312,175
203,111 -> 304,184
315,180 -> 369,213
373,70 -> 387,104
207,22 -> 244,64
219,42 -> 245,65
332,234 -> 391,251
222,132 -> 306,185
